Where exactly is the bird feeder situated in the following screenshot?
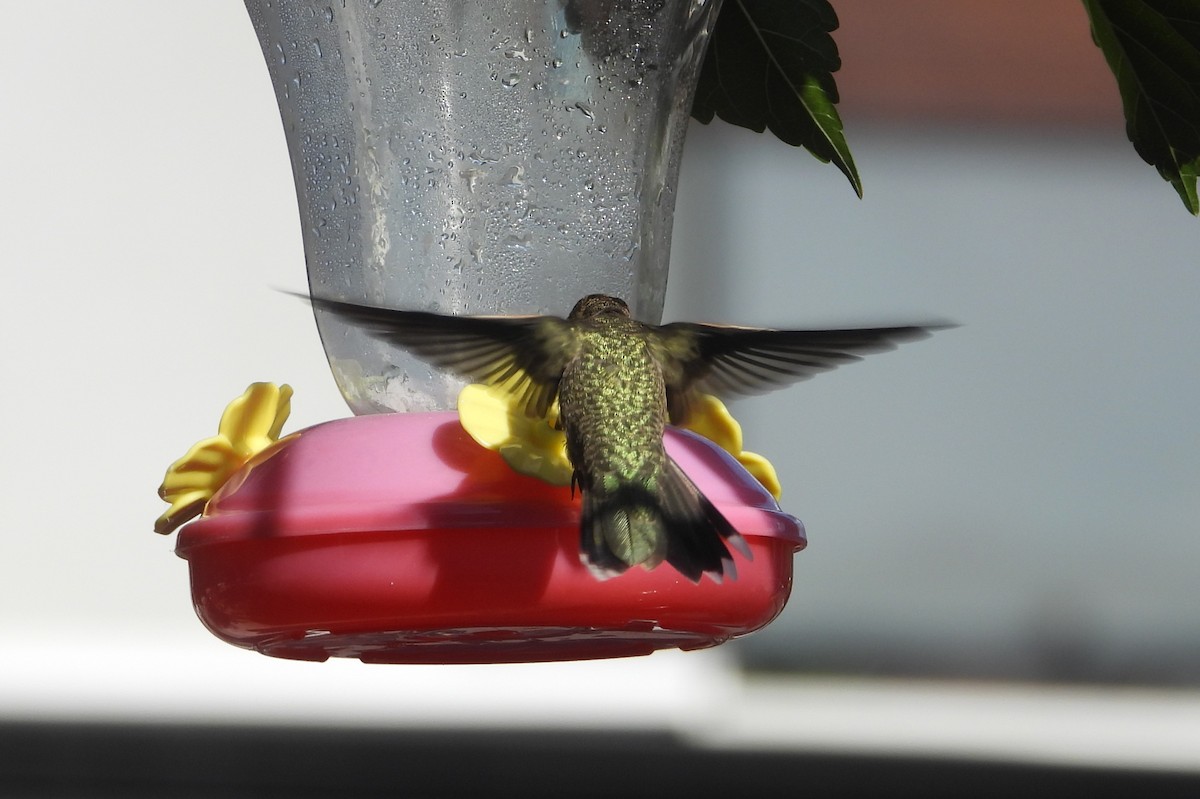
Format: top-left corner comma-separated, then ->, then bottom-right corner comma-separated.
158,0 -> 806,664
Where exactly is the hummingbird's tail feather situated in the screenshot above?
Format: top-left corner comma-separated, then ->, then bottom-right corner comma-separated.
659,457 -> 747,583
579,459 -> 747,584
580,483 -> 669,580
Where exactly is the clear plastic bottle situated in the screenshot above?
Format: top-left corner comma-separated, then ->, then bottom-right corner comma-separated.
245,0 -> 722,412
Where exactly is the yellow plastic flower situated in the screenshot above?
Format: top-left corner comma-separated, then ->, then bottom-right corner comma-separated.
155,382 -> 293,535
680,394 -> 782,500
457,380 -> 573,486
456,382 -> 781,499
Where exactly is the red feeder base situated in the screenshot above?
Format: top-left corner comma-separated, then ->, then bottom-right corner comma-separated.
175,412 -> 805,664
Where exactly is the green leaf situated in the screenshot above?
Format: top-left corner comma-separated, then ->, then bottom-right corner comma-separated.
1083,0 -> 1200,215
693,0 -> 861,197
1172,159 -> 1200,212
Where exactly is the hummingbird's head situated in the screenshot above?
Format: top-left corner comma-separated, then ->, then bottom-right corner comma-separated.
568,294 -> 630,321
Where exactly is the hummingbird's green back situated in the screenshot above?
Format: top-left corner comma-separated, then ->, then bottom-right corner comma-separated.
558,316 -> 672,570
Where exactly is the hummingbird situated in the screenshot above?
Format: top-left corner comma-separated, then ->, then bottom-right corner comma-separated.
300,293 -> 944,583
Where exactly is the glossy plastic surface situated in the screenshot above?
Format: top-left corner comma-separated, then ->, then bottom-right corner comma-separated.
176,413 -> 805,663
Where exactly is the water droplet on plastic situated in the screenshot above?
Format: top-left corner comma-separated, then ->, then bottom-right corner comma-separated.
501,166 -> 525,186
501,73 -> 520,89
503,233 -> 533,250
460,167 -> 486,193
574,102 -> 594,119
312,39 -> 323,58
324,6 -> 334,23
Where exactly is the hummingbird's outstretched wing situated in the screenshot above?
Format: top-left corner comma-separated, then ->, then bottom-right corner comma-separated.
300,294 -> 578,419
652,323 -> 947,424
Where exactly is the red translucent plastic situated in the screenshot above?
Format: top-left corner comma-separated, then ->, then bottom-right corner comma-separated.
175,413 -> 805,664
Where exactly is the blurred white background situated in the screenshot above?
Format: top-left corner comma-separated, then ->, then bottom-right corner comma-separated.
1,0 -> 1198,775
